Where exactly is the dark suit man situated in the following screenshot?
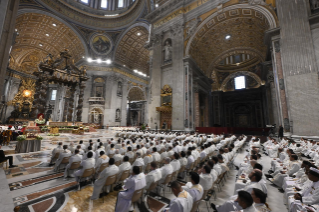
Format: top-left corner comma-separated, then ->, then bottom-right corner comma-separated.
278,125 -> 284,139
0,145 -> 17,168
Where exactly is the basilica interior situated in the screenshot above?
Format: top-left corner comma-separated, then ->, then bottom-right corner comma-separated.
0,0 -> 319,211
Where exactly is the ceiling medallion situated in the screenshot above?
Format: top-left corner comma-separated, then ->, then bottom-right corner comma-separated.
90,34 -> 113,56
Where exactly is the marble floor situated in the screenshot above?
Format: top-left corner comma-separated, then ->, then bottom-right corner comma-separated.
0,132 -> 288,212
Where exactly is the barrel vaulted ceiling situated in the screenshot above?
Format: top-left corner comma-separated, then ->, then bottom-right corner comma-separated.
115,26 -> 150,75
10,13 -> 85,75
187,8 -> 272,91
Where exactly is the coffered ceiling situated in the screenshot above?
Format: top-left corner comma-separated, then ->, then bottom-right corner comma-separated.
115,26 -> 150,75
189,8 -> 270,75
188,8 -> 271,91
10,13 -> 85,75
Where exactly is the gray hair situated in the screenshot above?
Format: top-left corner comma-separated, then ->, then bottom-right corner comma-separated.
165,157 -> 171,163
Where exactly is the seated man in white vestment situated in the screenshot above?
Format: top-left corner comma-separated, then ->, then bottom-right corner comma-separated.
181,172 -> 204,202
211,169 -> 263,212
53,145 -> 71,172
198,165 -> 214,190
132,152 -> 145,170
288,167 -> 319,212
152,147 -> 161,162
117,156 -> 132,182
95,150 -> 109,176
251,188 -> 271,212
91,158 -> 119,200
74,151 -> 95,183
233,190 -> 258,212
269,154 -> 300,188
114,149 -> 124,162
217,154 -> 229,174
145,161 -> 162,189
76,145 -> 84,156
159,157 -> 173,184
64,149 -> 82,179
163,181 -> 193,212
115,166 -> 146,212
170,153 -> 181,173
83,146 -> 96,160
50,142 -> 63,164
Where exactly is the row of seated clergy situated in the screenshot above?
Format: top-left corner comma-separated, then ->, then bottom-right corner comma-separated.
53,131 -> 243,180
52,134 -> 245,212
211,169 -> 266,211
265,148 -> 319,212
213,188 -> 270,212
57,134 -> 242,187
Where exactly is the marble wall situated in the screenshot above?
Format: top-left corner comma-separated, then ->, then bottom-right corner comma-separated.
276,0 -> 319,136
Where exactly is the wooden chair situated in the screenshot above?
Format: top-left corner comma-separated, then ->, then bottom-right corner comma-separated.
131,188 -> 144,209
95,162 -> 109,178
145,163 -> 151,173
55,156 -> 71,173
118,170 -> 131,183
103,174 -> 117,202
78,168 -> 95,190
0,160 -> 8,169
145,181 -> 158,196
115,160 -> 121,166
65,161 -> 81,179
129,157 -> 134,164
160,174 -> 173,196
171,170 -> 178,181
50,152 -> 60,164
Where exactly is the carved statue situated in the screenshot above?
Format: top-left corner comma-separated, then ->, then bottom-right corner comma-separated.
163,40 -> 172,62
117,81 -> 122,96
115,109 -> 121,121
311,0 -> 319,10
43,54 -> 54,66
81,65 -> 87,76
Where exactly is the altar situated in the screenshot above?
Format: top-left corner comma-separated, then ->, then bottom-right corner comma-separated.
16,139 -> 41,153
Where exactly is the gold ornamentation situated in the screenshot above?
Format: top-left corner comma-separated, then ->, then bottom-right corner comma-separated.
7,78 -> 36,112
161,85 -> 172,95
11,13 -> 85,75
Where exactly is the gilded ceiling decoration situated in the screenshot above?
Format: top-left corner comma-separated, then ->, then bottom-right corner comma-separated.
10,13 -> 85,75
127,86 -> 145,101
189,8 -> 270,76
115,26 -> 150,75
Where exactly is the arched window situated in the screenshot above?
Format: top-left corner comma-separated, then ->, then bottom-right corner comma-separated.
234,76 -> 246,90
101,0 -> 108,8
80,0 -> 89,4
118,0 -> 124,7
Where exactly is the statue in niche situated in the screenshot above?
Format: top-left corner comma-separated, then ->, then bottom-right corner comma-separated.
115,109 -> 121,122
311,0 -> 319,9
162,120 -> 167,129
163,40 -> 172,62
117,81 -> 122,96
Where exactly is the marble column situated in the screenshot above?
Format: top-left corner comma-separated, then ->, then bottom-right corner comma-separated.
147,34 -> 162,129
276,0 -> 319,135
120,81 -> 128,126
67,86 -> 76,121
0,0 -> 19,98
77,81 -> 86,122
194,89 -> 200,128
